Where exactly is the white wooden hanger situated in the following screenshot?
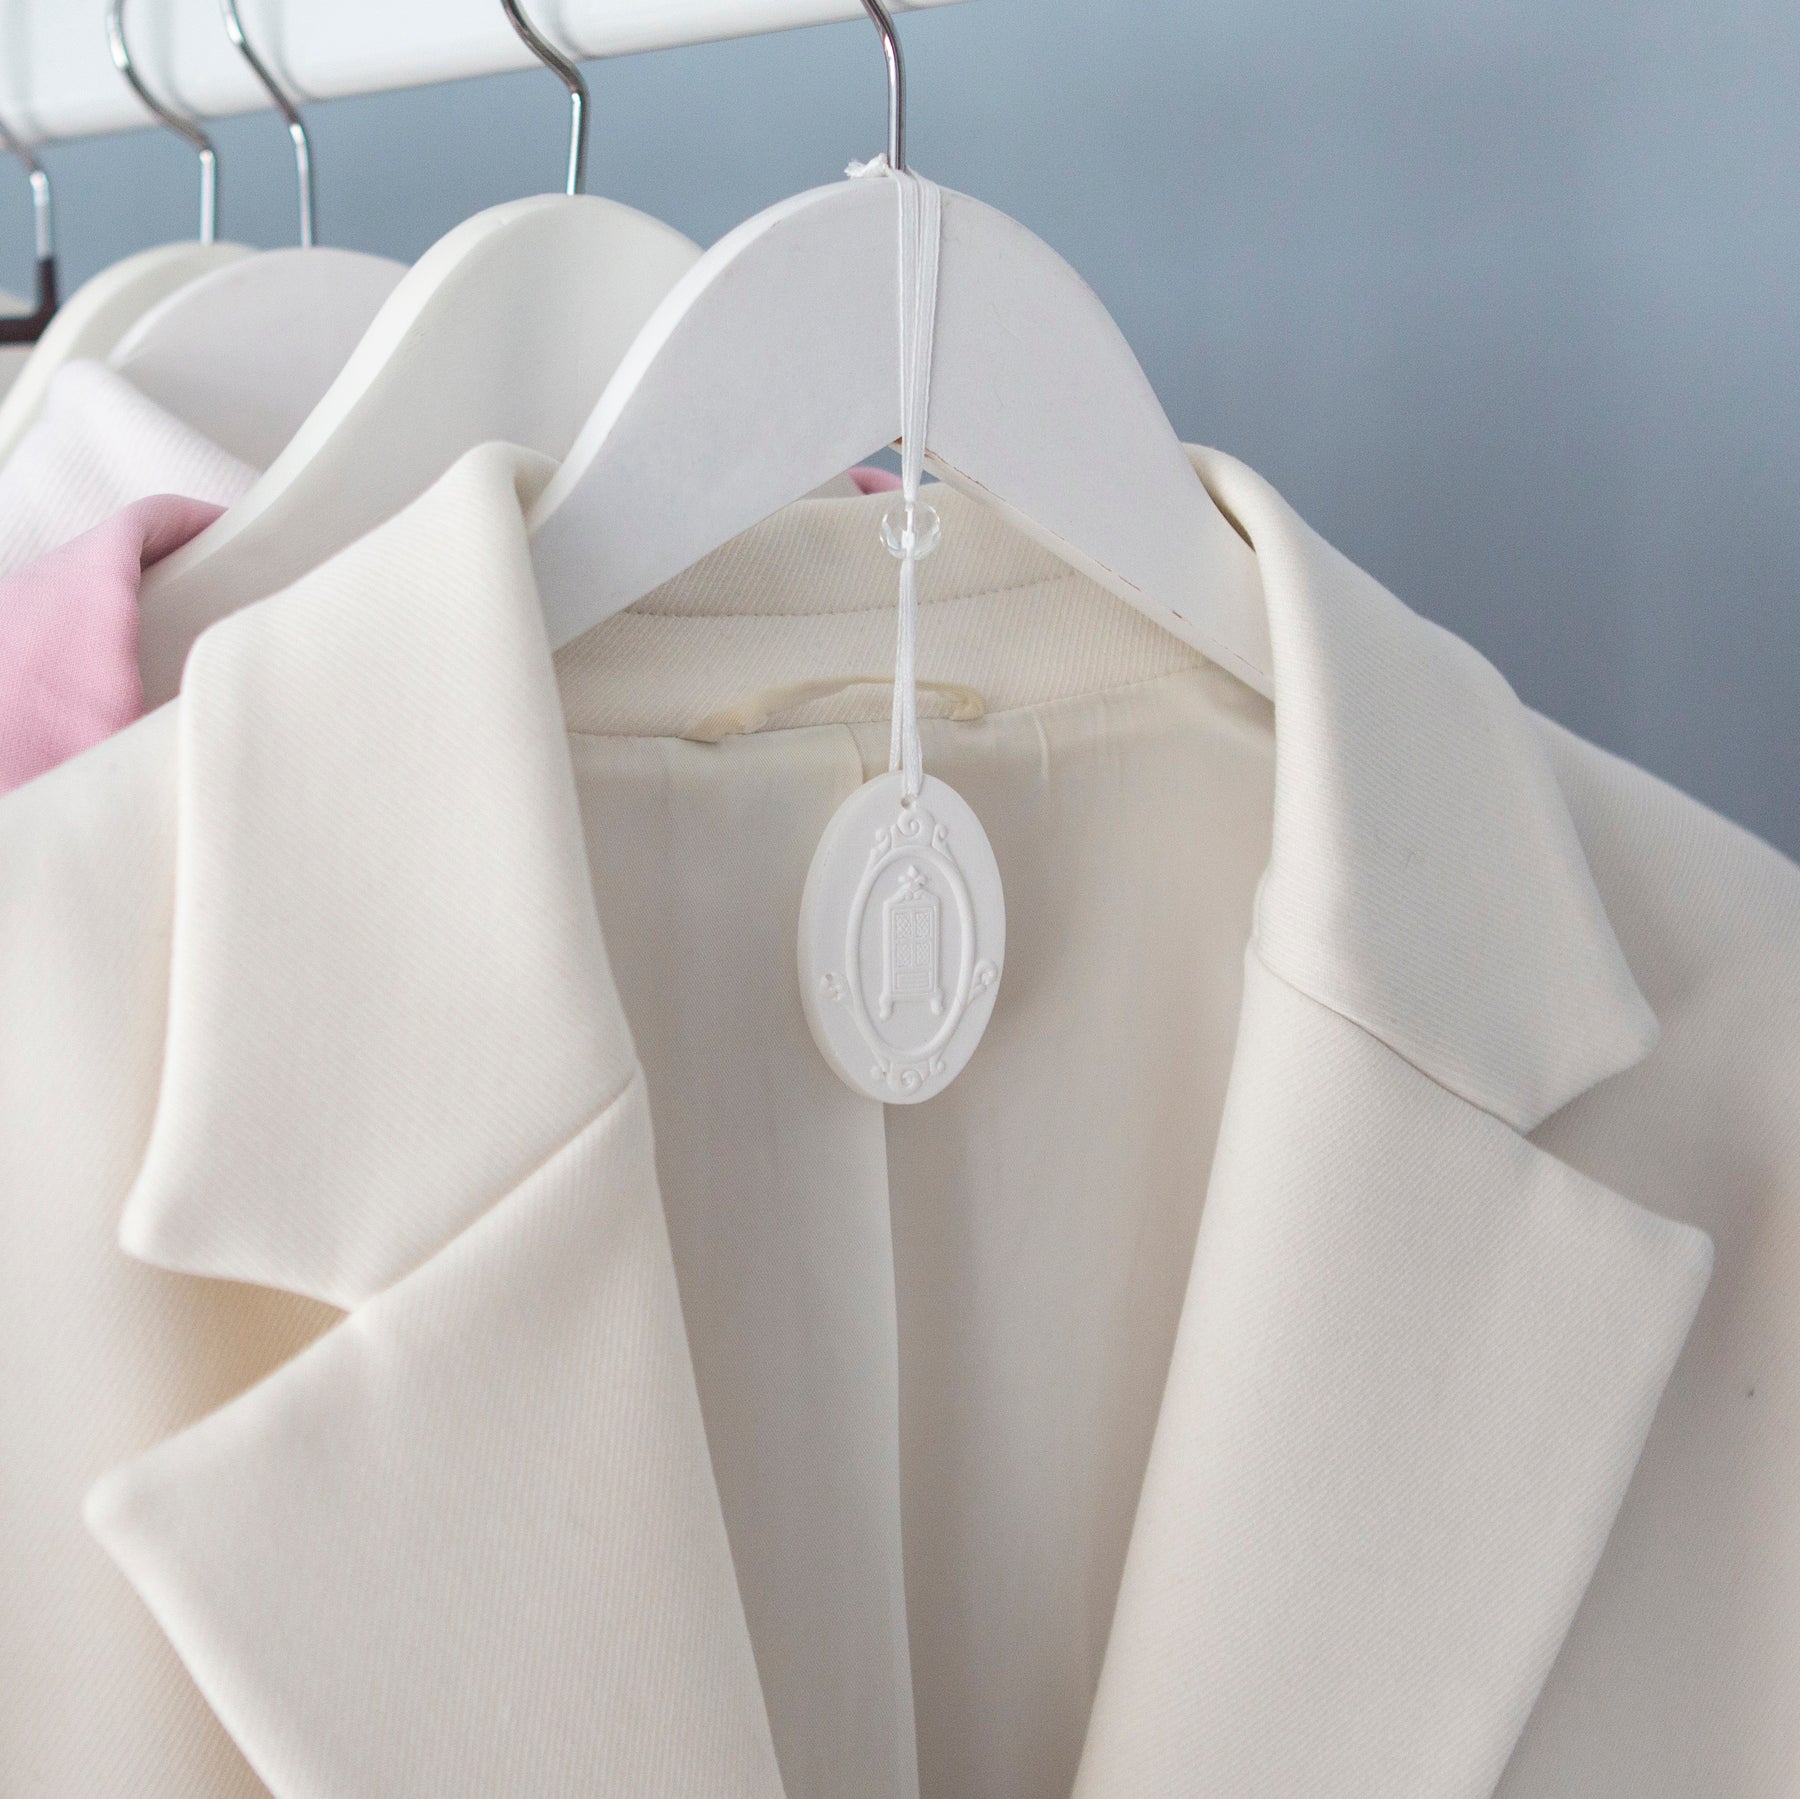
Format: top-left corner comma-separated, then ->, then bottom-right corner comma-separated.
137,0 -> 701,707
527,0 -> 1272,699
0,70 -> 252,465
101,0 -> 405,473
110,245 -> 407,471
0,244 -> 251,461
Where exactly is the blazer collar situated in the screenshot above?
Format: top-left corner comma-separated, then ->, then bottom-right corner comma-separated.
120,443 -> 1654,1308
120,445 -> 640,1309
1190,445 -> 1658,1132
99,444 -> 1707,1799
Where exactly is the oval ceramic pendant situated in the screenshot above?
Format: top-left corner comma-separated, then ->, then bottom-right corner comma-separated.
799,771 -> 1004,1104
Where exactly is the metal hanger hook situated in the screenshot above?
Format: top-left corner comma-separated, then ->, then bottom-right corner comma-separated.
501,0 -> 589,197
108,0 -> 219,243
0,120 -> 52,263
218,0 -> 314,247
859,0 -> 906,173
0,110 -> 58,343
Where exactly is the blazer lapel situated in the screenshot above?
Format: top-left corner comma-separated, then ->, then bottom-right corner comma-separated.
88,446 -> 787,1799
117,446 -> 636,1310
1073,953 -> 1709,1798
91,1075 -> 787,1799
1072,453 -> 1713,1798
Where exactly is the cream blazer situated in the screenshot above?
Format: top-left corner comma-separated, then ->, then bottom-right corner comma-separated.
2,443 -> 1795,1799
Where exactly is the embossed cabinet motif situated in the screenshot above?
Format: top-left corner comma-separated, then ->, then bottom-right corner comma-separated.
880,866 -> 944,1019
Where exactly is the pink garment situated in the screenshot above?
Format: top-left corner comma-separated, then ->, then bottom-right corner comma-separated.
848,465 -> 903,495
0,494 -> 221,795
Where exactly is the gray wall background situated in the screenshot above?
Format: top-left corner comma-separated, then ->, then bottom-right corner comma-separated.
2,1 -> 1794,855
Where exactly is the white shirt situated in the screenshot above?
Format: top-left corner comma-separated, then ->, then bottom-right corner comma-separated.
0,358 -> 255,577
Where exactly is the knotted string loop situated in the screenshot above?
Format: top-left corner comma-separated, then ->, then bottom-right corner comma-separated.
850,153 -> 943,800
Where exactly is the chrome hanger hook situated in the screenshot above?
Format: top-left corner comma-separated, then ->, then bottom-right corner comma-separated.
859,0 -> 906,173
218,0 -> 314,246
501,0 -> 589,197
109,0 -> 218,243
0,111 -> 58,344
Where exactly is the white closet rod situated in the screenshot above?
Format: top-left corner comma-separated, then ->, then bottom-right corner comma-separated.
0,0 -> 968,146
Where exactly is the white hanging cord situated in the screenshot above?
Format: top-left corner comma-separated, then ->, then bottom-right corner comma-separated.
850,154 -> 944,801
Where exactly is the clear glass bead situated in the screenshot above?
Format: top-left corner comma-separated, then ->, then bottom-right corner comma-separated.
880,497 -> 942,562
